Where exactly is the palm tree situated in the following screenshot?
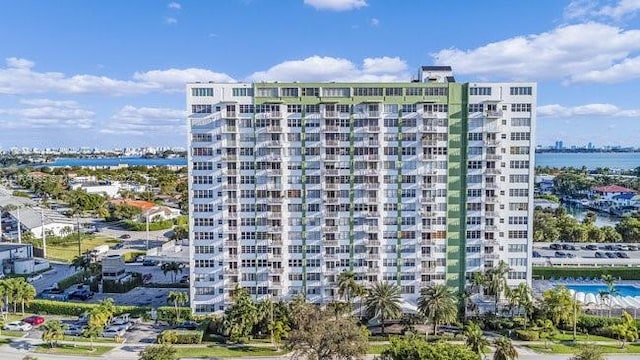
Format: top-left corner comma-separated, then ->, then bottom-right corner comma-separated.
41,320 -> 66,348
16,280 -> 36,315
493,336 -> 518,360
485,261 -> 510,315
471,271 -> 486,294
161,262 -> 183,283
337,270 -> 358,303
82,324 -> 102,351
598,290 -> 609,317
167,291 -> 188,323
70,252 -> 92,280
353,284 -> 368,320
364,282 -> 402,336
464,321 -> 489,356
417,284 -> 457,335
601,274 -> 617,317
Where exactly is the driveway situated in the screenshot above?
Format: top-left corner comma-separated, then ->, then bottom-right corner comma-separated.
30,263 -> 79,292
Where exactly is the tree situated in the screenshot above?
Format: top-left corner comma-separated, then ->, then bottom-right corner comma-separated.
15,279 -> 36,314
485,261 -> 510,314
493,337 -> 518,360
602,226 -> 622,243
82,324 -> 102,351
541,286 -> 580,328
139,344 -> 176,360
538,319 -> 556,349
161,262 -> 183,283
464,321 -> 489,356
417,284 -> 458,335
569,343 -> 604,360
41,320 -> 66,348
601,274 -> 617,317
222,286 -> 258,343
364,282 -> 402,336
509,283 -> 533,326
70,252 -> 92,279
337,270 -> 358,303
285,304 -> 368,360
167,291 -> 188,323
608,310 -> 638,348
616,214 -> 640,242
379,335 -> 480,360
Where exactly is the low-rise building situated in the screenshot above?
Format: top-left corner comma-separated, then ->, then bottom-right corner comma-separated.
0,243 -> 49,276
7,207 -> 75,239
101,254 -> 127,282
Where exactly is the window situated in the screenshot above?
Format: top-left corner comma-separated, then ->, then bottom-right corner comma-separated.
470,87 -> 491,96
302,87 -> 319,96
424,87 -> 448,96
232,88 -> 253,97
468,133 -> 483,141
508,230 -> 528,239
191,104 -> 212,114
406,87 -> 423,96
354,87 -> 383,96
511,118 -> 531,126
509,160 -> 530,169
509,174 -> 529,183
468,104 -> 484,113
287,104 -> 302,113
191,88 -> 213,97
510,132 -> 531,141
510,146 -> 530,154
281,87 -> 299,97
401,104 -> 417,113
256,87 -> 277,97
385,87 -> 402,96
510,87 -> 532,95
509,216 -> 528,225
323,88 -> 349,97
509,189 -> 529,197
511,103 -> 532,112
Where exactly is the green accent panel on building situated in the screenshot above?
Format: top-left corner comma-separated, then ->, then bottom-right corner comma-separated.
349,113 -> 355,270
445,83 -> 469,294
301,113 -> 308,297
396,108 -> 403,286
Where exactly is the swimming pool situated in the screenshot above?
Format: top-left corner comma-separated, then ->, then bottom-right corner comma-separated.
565,285 -> 640,297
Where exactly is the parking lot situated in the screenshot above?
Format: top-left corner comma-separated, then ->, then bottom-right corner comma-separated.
30,263 -> 79,292
92,286 -> 187,308
533,242 -> 640,260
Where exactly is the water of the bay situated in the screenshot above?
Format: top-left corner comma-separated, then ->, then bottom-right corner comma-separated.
535,152 -> 640,170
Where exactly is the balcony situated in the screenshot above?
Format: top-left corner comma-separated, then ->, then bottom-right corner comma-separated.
267,126 -> 282,133
484,110 -> 503,118
269,112 -> 282,119
368,126 -> 380,132
325,111 -> 338,118
484,253 -> 500,260
323,125 -> 340,132
326,140 -> 339,146
486,154 -> 502,161
484,139 -> 500,146
485,168 -> 501,175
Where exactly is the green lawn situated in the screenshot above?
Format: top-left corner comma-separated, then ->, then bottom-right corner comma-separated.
63,335 -> 116,343
34,344 -> 114,356
368,344 -> 388,354
174,345 -> 287,359
0,338 -> 12,345
0,330 -> 28,337
46,235 -> 120,262
528,343 -> 640,354
551,333 -> 615,342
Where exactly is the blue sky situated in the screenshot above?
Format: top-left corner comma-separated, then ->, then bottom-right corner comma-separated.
1,0 -> 640,149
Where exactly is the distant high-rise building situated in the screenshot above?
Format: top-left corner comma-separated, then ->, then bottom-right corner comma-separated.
187,66 -> 536,314
554,141 -> 563,150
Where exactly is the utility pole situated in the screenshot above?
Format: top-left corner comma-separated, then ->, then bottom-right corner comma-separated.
16,206 -> 21,244
573,291 -> 577,343
41,207 -> 47,258
146,212 -> 150,250
77,216 -> 81,256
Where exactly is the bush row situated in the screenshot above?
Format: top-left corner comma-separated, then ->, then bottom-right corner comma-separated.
123,219 -> 174,231
158,330 -> 203,344
515,329 -> 540,341
157,306 -> 193,322
122,251 -> 146,263
57,272 -> 88,290
533,266 -> 640,280
102,276 -> 143,293
26,299 -> 149,317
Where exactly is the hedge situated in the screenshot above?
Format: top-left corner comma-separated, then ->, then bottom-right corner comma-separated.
102,275 -> 143,293
157,306 -> 192,322
123,219 -> 174,231
58,272 -> 89,290
533,266 -> 640,280
158,330 -> 203,344
26,299 -> 150,317
515,329 -> 540,341
123,251 -> 146,263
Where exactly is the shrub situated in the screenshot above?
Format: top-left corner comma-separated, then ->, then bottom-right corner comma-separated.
515,329 -> 540,341
123,219 -> 173,231
157,330 -> 203,344
25,299 -> 150,317
533,267 -> 640,280
123,251 -> 146,263
158,306 -> 192,322
576,315 -> 622,336
58,271 -> 89,290
102,274 -> 143,293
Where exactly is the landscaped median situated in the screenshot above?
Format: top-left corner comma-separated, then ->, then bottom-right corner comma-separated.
33,343 -> 114,356
172,345 -> 288,359
527,342 -> 640,354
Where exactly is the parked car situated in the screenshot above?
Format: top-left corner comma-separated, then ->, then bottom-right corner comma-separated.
176,321 -> 199,330
143,259 -> 158,266
617,252 -> 629,259
64,325 -> 85,336
135,255 -> 145,262
22,316 -> 45,326
112,243 -> 124,250
595,252 -> 604,258
550,243 -> 562,250
605,252 -> 616,258
119,234 -> 131,239
111,314 -> 131,326
562,244 -> 576,251
27,274 -> 43,283
4,321 -> 33,331
101,327 -> 126,338
628,245 -> 638,251
69,289 -> 94,301
585,244 -> 598,251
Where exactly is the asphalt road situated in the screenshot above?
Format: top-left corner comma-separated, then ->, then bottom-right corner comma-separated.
30,262 -> 78,292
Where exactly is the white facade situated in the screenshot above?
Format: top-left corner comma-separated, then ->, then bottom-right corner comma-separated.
187,69 -> 536,314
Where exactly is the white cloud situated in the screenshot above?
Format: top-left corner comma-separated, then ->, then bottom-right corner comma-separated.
101,105 -> 186,135
539,103 -> 640,117
370,18 -> 380,27
0,98 -> 94,129
304,0 -> 367,11
168,2 -> 181,10
165,17 -> 178,25
0,57 -> 235,95
248,56 -> 410,82
572,54 -> 640,83
432,23 -> 640,83
565,0 -> 640,20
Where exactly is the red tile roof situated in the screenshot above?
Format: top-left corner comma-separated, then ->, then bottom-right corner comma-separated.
592,185 -> 637,194
110,199 -> 156,210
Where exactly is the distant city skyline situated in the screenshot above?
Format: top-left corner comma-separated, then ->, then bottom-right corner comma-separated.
1,0 -> 640,148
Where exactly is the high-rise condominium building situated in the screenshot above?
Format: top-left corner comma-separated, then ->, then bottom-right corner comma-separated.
187,66 -> 536,314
